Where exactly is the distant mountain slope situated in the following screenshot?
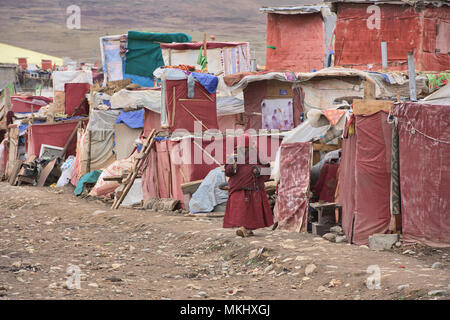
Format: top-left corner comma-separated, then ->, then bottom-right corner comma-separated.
0,0 -> 315,64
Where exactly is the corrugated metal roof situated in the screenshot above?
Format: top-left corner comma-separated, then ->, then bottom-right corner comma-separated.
260,4 -> 328,14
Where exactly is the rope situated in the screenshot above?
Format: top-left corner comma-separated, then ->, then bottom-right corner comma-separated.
403,119 -> 450,144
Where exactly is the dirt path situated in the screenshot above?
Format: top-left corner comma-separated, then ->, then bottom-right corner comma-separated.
0,182 -> 448,300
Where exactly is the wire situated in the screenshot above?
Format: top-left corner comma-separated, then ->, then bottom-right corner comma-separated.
403,119 -> 450,145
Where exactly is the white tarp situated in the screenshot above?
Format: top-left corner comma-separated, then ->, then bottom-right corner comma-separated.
52,70 -> 93,92
110,89 -> 161,113
189,167 -> 229,213
116,178 -> 143,207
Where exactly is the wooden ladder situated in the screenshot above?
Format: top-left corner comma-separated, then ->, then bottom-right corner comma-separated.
111,129 -> 157,209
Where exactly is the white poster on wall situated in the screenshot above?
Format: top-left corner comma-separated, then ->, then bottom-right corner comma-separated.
261,98 -> 294,130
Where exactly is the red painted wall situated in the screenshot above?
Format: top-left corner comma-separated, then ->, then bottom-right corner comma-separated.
266,13 -> 325,72
334,4 -> 450,72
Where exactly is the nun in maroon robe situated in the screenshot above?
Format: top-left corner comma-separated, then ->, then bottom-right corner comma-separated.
223,135 -> 273,237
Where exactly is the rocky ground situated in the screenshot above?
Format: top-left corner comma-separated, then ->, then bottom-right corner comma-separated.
0,182 -> 448,300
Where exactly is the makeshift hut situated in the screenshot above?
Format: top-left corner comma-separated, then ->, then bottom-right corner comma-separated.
392,87 -> 450,247
100,33 -> 251,86
331,0 -> 450,72
260,4 -> 337,71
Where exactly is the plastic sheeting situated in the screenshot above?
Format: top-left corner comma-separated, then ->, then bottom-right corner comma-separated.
89,154 -> 136,197
115,109 -> 145,129
116,178 -> 143,207
274,142 -> 311,232
87,109 -> 120,131
338,112 -> 392,246
189,167 -> 228,213
53,70 -> 93,92
393,102 -> 450,247
110,89 -> 161,113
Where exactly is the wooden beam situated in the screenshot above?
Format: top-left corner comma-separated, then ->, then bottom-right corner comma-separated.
181,180 -> 203,195
352,99 -> 393,115
363,80 -> 376,100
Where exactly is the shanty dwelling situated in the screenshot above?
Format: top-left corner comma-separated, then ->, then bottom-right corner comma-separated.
100,32 -> 251,87
392,84 -> 450,247
331,0 -> 450,72
337,103 -> 394,246
260,5 -> 337,72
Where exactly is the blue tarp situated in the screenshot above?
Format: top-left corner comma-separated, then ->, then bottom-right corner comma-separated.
189,72 -> 218,94
115,109 -> 145,129
74,170 -> 102,196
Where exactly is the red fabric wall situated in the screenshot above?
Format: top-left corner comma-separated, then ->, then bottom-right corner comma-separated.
27,120 -> 85,158
394,102 -> 450,247
334,4 -> 450,71
338,112 -> 392,245
165,80 -> 218,133
274,142 -> 311,232
11,96 -> 52,113
64,83 -> 90,116
141,135 -> 283,207
143,109 -> 162,137
266,13 -> 325,72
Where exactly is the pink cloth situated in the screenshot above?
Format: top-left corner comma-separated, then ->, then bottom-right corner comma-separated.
274,142 -> 311,232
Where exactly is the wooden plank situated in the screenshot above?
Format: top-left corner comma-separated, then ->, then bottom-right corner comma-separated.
179,103 -> 209,130
8,160 -> 22,186
184,212 -> 224,218
363,80 -> 376,100
37,158 -> 57,187
181,179 -> 203,195
352,99 -> 394,115
172,87 -> 176,127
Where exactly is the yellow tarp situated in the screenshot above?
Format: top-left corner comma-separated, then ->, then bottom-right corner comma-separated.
0,43 -> 63,66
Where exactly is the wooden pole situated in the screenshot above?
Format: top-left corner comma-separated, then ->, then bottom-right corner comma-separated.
203,32 -> 207,72
179,103 -> 209,130
407,51 -> 417,101
87,130 -> 91,173
60,120 -> 82,159
172,87 -> 176,127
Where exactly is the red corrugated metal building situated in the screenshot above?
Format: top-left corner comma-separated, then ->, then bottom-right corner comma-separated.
332,0 -> 450,71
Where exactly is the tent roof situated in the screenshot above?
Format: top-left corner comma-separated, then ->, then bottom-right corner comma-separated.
0,43 -> 63,66
260,5 -> 328,15
223,68 -> 370,91
328,0 -> 449,6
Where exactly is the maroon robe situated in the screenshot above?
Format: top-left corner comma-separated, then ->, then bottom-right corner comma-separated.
223,156 -> 273,230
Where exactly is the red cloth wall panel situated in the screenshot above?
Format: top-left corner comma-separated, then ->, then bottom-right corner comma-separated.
394,102 -> 450,247
334,4 -> 450,71
274,142 -> 311,232
165,80 -> 218,132
352,112 -> 392,245
266,13 -> 325,72
155,140 -> 171,199
11,96 -> 51,113
243,81 -> 267,130
28,120 -> 84,157
338,131 -> 357,243
64,83 -> 90,116
143,109 -> 162,137
141,147 -> 159,201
